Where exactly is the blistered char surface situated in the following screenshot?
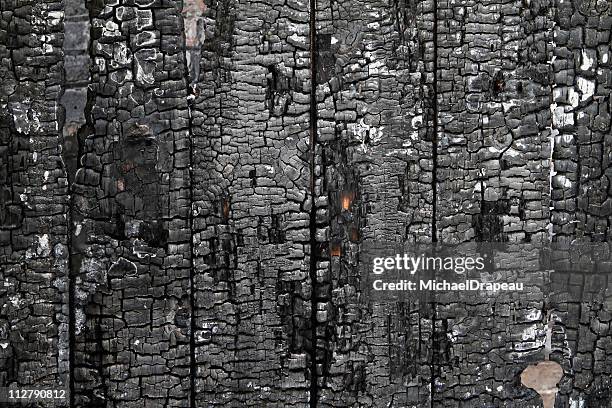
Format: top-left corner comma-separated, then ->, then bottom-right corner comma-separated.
1,0 -> 612,406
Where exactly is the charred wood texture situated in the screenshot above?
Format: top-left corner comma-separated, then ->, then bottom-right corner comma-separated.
1,0 -> 612,406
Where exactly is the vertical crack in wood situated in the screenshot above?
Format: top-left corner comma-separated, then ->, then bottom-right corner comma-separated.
309,0 -> 319,404
431,0 -> 438,245
182,12 -> 197,408
68,142 -> 76,408
65,1 -> 94,404
430,0 -> 439,404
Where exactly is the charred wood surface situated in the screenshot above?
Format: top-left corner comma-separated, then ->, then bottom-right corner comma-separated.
1,0 -> 612,406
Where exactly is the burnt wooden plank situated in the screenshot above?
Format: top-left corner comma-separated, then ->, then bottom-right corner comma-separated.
0,0 -> 70,400
314,0 -> 435,405
70,0 -> 193,405
548,2 -> 612,406
430,0 -> 557,405
190,0 -> 313,404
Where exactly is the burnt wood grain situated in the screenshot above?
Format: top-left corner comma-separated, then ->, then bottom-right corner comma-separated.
1,0 -> 611,406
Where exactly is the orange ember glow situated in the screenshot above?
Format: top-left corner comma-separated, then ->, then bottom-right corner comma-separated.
330,243 -> 342,257
341,192 -> 353,211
